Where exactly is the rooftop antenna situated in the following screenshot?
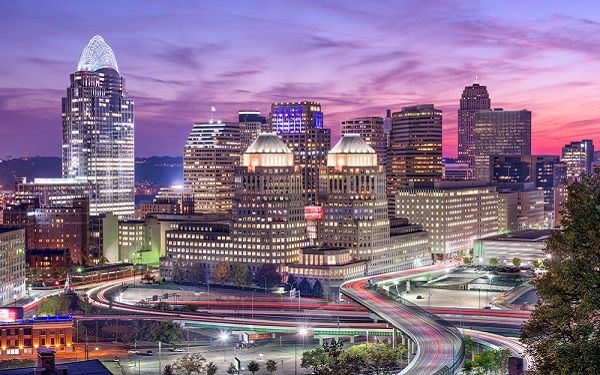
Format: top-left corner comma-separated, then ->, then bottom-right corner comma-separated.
210,106 -> 216,123
474,74 -> 479,85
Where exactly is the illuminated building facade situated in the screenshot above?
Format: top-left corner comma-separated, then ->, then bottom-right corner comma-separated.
183,121 -> 241,213
271,102 -> 331,205
474,109 -> 531,182
341,117 -> 387,168
0,228 -> 26,305
14,178 -> 91,208
388,104 -> 442,216
62,36 -> 135,219
0,318 -> 73,356
396,181 -> 498,261
318,134 -> 431,275
562,140 -> 594,180
473,230 -> 550,267
232,133 -> 308,268
239,110 -> 267,152
458,78 -> 492,169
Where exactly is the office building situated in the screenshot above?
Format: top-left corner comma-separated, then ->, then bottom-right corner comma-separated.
388,104 -> 443,215
562,140 -> 594,180
474,109 -> 531,181
14,178 -> 91,208
62,35 -> 134,219
239,110 -> 267,152
318,134 -> 431,275
183,121 -> 241,213
496,182 -> 545,232
341,117 -> 387,168
271,102 -> 331,205
0,228 -> 26,304
458,77 -> 492,169
443,160 -> 474,181
396,181 -> 498,260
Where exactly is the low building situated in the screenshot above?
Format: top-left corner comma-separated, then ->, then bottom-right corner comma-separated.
473,229 -> 551,266
0,316 -> 73,356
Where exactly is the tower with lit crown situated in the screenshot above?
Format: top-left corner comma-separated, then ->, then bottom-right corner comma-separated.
62,35 -> 135,219
458,77 -> 491,169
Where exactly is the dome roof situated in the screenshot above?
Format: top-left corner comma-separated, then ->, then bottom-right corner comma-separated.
245,133 -> 291,154
77,35 -> 119,73
330,134 -> 375,154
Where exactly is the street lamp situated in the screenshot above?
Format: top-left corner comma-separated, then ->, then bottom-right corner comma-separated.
295,329 -> 308,375
454,297 -> 463,334
220,333 -> 229,363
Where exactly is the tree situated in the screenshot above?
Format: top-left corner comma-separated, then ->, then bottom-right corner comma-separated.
462,361 -> 475,375
212,261 -> 231,285
533,258 -> 544,268
187,262 -> 207,287
344,341 -> 406,375
232,263 -> 250,288
521,172 -> 600,374
286,274 -> 297,289
172,353 -> 206,375
512,257 -> 521,267
247,360 -> 260,374
205,362 -> 218,375
463,257 -> 471,265
298,278 -> 311,297
163,364 -> 174,375
301,338 -> 346,375
489,257 -> 499,266
172,260 -> 187,283
180,303 -> 199,312
255,263 -> 281,288
155,301 -> 171,311
265,359 -> 277,374
226,363 -> 238,375
312,280 -> 324,298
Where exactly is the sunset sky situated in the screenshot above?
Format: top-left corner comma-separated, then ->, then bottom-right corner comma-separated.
1,1 -> 599,158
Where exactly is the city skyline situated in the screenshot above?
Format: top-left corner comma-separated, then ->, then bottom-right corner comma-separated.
1,1 -> 600,158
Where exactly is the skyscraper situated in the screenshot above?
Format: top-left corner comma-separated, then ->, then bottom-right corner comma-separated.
474,109 -> 532,181
238,110 -> 267,152
458,77 -> 491,169
562,140 -> 594,180
183,120 -> 241,213
341,117 -> 387,168
270,102 -> 331,205
387,104 -> 442,215
62,35 -> 135,219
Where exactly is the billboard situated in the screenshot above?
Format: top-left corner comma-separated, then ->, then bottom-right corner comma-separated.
0,307 -> 24,322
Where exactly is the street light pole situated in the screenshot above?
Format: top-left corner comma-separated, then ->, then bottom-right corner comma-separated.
221,334 -> 229,363
454,297 -> 463,334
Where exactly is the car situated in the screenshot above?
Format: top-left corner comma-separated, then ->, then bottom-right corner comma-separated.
113,356 -> 120,362
146,350 -> 153,356
484,306 -> 492,309
416,295 -> 423,299
173,348 -> 186,352
128,349 -> 139,354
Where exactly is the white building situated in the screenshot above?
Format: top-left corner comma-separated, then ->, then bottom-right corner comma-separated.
0,228 -> 26,305
473,229 -> 550,266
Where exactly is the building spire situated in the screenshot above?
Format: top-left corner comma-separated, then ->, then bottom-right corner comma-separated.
474,74 -> 479,85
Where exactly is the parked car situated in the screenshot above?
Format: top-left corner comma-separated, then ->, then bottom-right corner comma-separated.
128,349 -> 139,354
113,356 -> 120,362
146,350 -> 153,356
416,295 -> 423,299
173,348 -> 186,352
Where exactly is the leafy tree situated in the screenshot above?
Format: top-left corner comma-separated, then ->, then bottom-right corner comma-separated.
232,263 -> 250,288
155,301 -> 171,311
533,258 -> 544,268
312,280 -> 324,298
265,359 -> 278,374
226,363 -> 238,374
462,361 -> 475,375
163,364 -> 174,375
521,172 -> 600,374
489,257 -> 499,266
301,338 -> 346,375
172,259 -> 187,283
298,278 -> 311,297
38,294 -> 79,316
172,353 -> 206,375
142,272 -> 155,284
286,274 -> 297,289
512,257 -> 522,267
205,362 -> 218,375
463,257 -> 471,265
136,299 -> 150,308
187,262 -> 207,286
180,303 -> 199,312
474,349 -> 499,374
212,261 -> 231,285
344,341 -> 406,375
247,360 -> 260,374
255,263 -> 281,288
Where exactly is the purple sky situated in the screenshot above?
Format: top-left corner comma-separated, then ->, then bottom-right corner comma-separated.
1,1 -> 600,158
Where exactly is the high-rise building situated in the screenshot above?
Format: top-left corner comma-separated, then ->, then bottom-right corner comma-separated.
319,134 -> 430,274
183,121 -> 241,213
562,140 -> 594,180
270,102 -> 331,205
383,109 -> 392,145
396,181 -> 498,261
238,110 -> 267,152
0,228 -> 26,304
458,77 -> 491,169
387,104 -> 443,216
341,117 -> 387,168
232,133 -> 308,268
62,35 -> 135,219
474,109 -> 531,181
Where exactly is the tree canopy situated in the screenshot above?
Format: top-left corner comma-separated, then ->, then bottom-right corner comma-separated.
521,172 -> 600,374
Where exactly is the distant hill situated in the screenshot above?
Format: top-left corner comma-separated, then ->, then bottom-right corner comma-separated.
0,156 -> 183,191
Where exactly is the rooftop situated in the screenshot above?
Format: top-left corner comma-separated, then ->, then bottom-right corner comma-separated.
0,359 -> 111,375
245,133 -> 291,154
329,134 -> 375,154
478,229 -> 551,242
77,35 -> 119,73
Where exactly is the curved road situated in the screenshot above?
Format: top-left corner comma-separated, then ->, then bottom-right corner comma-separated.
341,263 -> 464,375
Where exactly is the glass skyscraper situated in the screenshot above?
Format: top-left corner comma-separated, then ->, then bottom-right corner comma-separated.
62,35 -> 135,219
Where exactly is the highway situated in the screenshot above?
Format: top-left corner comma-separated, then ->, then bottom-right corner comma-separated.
341,263 -> 465,375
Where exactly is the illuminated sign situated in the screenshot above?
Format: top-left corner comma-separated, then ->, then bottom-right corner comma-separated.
0,307 -> 23,322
